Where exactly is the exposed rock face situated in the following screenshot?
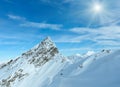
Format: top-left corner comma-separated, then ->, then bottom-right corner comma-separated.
27,37 -> 59,67
0,69 -> 28,87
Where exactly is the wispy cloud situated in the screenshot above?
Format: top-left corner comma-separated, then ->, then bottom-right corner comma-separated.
20,22 -> 62,30
54,35 -> 87,43
52,25 -> 120,50
69,25 -> 120,46
0,41 -> 25,45
0,35 -> 18,39
7,14 -> 62,30
60,47 -> 93,52
7,14 -> 26,21
0,33 -> 43,45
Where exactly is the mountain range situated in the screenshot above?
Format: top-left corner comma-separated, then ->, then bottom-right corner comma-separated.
0,37 -> 120,87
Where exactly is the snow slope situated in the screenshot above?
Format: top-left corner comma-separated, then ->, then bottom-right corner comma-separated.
0,37 -> 120,87
49,50 -> 120,87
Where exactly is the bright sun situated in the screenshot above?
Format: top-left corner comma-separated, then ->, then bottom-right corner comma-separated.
87,1 -> 118,27
92,3 -> 103,13
87,1 -> 106,27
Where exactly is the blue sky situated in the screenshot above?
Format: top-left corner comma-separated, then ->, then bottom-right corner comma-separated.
0,0 -> 120,61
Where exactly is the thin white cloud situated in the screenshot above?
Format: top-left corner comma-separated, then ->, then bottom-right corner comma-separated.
96,40 -> 120,46
0,41 -> 24,45
7,14 -> 26,21
20,22 -> 62,30
0,33 -> 41,40
54,35 -> 88,43
7,14 -> 62,30
0,33 -> 43,45
70,26 -> 120,38
60,47 -> 93,52
69,25 -> 120,46
0,35 -> 18,39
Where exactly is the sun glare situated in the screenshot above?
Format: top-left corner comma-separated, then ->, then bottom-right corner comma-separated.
87,1 -> 107,27
92,3 -> 103,13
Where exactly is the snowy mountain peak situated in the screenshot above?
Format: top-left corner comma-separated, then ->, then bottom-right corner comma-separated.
21,36 -> 58,58
43,36 -> 52,43
41,36 -> 53,44
32,36 -> 55,49
20,37 -> 59,67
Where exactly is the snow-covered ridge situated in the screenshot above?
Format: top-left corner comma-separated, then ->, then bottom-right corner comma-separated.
54,50 -> 120,87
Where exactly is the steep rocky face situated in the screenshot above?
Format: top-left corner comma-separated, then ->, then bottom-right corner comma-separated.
22,37 -> 58,57
23,37 -> 59,67
0,37 -> 60,87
